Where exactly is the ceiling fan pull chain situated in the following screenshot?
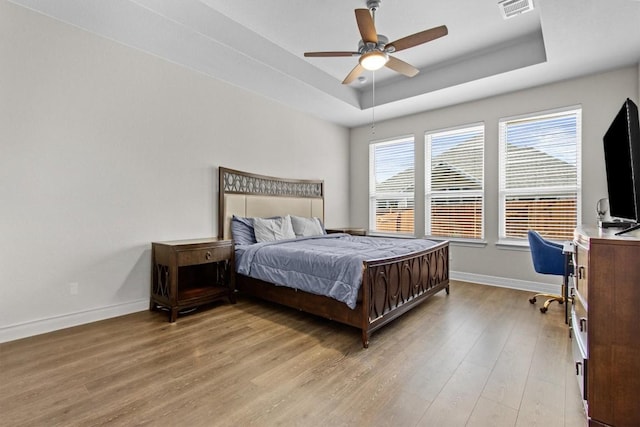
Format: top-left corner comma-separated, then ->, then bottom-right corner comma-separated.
371,71 -> 376,134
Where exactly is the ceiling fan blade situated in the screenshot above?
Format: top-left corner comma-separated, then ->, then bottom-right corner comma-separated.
385,56 -> 419,77
342,63 -> 365,85
355,9 -> 378,43
304,51 -> 358,57
387,25 -> 448,52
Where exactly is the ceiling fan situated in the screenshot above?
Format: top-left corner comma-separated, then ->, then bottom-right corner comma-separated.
304,0 -> 448,84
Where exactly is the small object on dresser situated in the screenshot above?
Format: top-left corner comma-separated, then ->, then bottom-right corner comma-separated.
596,197 -> 608,221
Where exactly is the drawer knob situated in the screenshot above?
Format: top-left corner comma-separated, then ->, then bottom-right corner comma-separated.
575,361 -> 582,376
579,317 -> 587,332
205,251 -> 212,260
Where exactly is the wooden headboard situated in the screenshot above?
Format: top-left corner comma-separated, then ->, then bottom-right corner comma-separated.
218,167 -> 325,240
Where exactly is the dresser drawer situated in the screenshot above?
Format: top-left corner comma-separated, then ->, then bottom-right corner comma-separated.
573,243 -> 589,305
177,245 -> 233,266
571,314 -> 588,401
571,289 -> 589,350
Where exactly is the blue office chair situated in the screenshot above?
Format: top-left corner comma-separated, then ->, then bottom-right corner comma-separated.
527,230 -> 572,314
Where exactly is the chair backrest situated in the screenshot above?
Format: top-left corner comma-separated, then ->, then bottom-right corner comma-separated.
527,230 -> 565,276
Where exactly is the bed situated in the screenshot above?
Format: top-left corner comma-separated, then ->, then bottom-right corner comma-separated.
218,167 -> 449,348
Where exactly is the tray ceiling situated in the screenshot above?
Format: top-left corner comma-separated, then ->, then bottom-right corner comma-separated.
9,0 -> 640,127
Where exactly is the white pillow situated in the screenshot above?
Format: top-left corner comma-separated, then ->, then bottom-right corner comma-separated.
290,215 -> 325,237
253,216 -> 296,242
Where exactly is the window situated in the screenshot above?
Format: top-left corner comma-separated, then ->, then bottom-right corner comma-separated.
425,124 -> 484,240
369,137 -> 414,235
499,108 -> 581,242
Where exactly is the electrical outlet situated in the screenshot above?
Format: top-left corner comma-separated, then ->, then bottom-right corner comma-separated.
69,282 -> 79,295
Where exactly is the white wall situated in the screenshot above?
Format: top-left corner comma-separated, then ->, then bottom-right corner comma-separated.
0,2 -> 349,342
350,66 -> 639,287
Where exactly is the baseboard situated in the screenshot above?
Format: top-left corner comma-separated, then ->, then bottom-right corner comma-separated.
0,299 -> 148,344
0,272 -> 561,344
451,271 -> 562,295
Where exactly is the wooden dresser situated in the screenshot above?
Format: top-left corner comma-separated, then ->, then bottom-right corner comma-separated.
571,226 -> 640,427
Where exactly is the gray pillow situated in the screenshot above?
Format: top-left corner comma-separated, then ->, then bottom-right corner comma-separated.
231,215 -> 257,245
253,216 -> 296,242
290,215 -> 325,237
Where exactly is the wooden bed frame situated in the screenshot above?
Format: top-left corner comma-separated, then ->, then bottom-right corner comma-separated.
218,167 -> 449,348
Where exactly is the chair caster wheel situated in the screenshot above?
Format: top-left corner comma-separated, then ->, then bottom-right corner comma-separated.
529,297 -> 536,304
540,307 -> 548,313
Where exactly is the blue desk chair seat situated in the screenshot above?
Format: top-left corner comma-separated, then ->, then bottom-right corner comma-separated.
527,230 -> 572,314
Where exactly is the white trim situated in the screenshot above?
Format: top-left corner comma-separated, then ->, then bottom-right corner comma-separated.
369,134 -> 415,146
495,239 -> 530,249
499,104 -> 582,123
448,238 -> 488,247
450,270 -> 562,295
425,121 -> 485,136
0,299 -> 149,344
426,237 -> 488,247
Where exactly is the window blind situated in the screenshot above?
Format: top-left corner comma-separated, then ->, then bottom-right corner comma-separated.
426,125 -> 484,239
369,137 -> 415,234
499,108 -> 581,241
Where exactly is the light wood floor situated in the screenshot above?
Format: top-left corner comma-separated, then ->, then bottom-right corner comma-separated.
0,281 -> 586,426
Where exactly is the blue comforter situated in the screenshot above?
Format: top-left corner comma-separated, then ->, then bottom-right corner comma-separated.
235,234 -> 439,309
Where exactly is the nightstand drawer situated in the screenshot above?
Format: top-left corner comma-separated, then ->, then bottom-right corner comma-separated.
177,245 -> 232,266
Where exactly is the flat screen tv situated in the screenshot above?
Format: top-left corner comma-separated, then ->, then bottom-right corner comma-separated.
602,98 -> 640,235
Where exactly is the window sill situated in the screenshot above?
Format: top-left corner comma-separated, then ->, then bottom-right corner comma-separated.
426,236 -> 487,248
495,239 -> 530,251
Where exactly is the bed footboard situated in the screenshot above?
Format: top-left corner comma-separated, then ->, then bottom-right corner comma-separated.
360,241 -> 449,347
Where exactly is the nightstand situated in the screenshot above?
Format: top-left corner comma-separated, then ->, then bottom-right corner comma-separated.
150,238 -> 235,322
325,227 -> 367,236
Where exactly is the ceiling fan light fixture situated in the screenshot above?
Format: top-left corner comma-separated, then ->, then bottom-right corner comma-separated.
303,2 -> 448,84
359,50 -> 389,71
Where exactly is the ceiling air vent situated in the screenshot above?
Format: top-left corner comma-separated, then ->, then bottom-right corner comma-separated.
498,0 -> 534,19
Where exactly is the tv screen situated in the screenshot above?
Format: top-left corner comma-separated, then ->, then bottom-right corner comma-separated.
602,98 -> 640,226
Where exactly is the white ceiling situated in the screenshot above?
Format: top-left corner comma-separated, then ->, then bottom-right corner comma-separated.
10,0 -> 640,127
